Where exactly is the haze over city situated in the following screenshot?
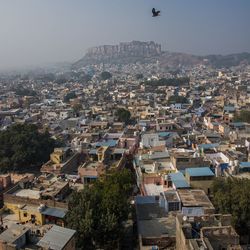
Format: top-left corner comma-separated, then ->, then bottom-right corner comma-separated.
0,0 -> 250,70
1,0 -> 250,249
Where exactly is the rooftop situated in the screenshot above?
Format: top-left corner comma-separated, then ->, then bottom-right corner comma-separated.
0,224 -> 29,244
198,143 -> 220,149
6,174 -> 70,203
148,151 -> 170,160
138,216 -> 176,238
135,196 -> 166,220
41,207 -> 67,219
239,162 -> 250,168
95,139 -> 117,147
144,184 -> 164,196
177,189 -> 215,212
168,172 -> 190,189
230,122 -> 246,127
13,189 -> 40,199
37,225 -> 76,250
185,167 -> 215,177
164,190 -> 180,202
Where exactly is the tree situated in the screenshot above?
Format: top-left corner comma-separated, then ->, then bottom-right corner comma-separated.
64,91 -> 76,103
135,73 -> 143,80
0,124 -> 56,173
56,78 -> 68,84
212,178 -> 250,236
168,95 -> 189,104
14,87 -> 37,97
79,74 -> 92,84
115,108 -> 131,124
72,103 -> 82,116
196,85 -> 206,92
234,110 -> 250,123
100,71 -> 112,81
65,169 -> 133,249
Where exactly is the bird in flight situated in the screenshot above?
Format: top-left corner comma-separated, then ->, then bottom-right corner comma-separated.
152,8 -> 160,17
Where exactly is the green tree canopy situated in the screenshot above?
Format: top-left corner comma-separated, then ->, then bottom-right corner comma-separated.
168,95 -> 189,104
212,178 -> 250,236
14,87 -> 37,97
80,74 -> 92,83
196,85 -> 206,92
0,124 -> 56,173
65,169 -> 134,249
115,108 -> 131,124
55,78 -> 68,84
100,71 -> 112,81
72,103 -> 82,115
64,91 -> 76,103
234,110 -> 250,123
135,73 -> 143,80
73,103 -> 83,116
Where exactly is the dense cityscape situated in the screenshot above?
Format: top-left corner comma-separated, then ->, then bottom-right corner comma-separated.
0,40 -> 249,249
1,0 -> 250,249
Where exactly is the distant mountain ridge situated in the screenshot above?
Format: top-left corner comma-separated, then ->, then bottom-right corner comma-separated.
72,41 -> 250,69
204,53 -> 250,68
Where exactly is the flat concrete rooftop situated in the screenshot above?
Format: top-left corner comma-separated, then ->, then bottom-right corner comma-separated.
138,215 -> 176,238
13,189 -> 40,199
177,189 -> 214,211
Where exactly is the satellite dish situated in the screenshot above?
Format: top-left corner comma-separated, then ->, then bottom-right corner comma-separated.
183,215 -> 187,222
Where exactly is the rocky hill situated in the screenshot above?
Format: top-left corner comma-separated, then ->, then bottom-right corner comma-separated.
205,53 -> 250,68
73,41 -> 161,67
72,41 -> 250,69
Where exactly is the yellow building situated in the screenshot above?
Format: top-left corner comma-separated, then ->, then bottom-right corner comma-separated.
50,148 -> 70,164
4,175 -> 68,226
41,147 -> 79,174
97,146 -> 109,162
5,203 -> 45,225
5,201 -> 66,226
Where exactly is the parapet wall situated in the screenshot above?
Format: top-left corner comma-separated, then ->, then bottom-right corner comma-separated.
3,193 -> 68,209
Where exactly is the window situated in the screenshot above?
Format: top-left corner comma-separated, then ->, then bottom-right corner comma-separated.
23,213 -> 27,217
169,202 -> 180,211
31,214 -> 36,223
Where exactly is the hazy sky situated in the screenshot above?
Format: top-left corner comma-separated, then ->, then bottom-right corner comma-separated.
0,0 -> 250,70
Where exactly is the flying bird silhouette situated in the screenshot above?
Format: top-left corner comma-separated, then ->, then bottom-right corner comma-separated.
152,8 -> 160,17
